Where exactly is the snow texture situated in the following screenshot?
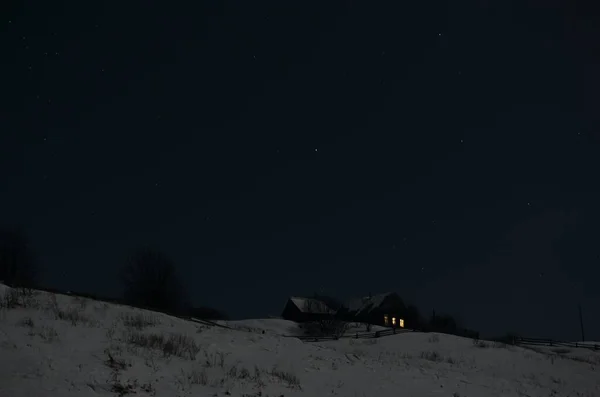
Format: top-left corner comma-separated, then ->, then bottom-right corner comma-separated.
1,284 -> 599,397
289,296 -> 334,314
344,292 -> 396,315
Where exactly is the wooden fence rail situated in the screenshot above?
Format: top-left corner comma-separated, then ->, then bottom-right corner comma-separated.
516,337 -> 600,351
291,327 -> 412,342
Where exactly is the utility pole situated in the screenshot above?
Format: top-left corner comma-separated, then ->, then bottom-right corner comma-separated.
578,304 -> 585,342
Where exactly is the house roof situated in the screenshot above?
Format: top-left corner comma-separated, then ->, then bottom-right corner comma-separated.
345,292 -> 398,315
345,296 -> 371,312
289,296 -> 335,314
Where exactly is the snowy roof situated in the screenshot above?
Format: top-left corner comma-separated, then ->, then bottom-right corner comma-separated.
289,297 -> 335,314
345,296 -> 371,312
345,292 -> 397,315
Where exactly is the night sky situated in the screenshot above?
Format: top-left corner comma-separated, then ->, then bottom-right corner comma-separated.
2,1 -> 599,341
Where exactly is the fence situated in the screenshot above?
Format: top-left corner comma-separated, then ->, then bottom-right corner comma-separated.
516,337 -> 600,351
291,327 -> 413,342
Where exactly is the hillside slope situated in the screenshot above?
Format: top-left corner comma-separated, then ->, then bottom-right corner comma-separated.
1,285 -> 598,397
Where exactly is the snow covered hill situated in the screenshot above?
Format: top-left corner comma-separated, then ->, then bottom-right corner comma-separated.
1,284 -> 599,397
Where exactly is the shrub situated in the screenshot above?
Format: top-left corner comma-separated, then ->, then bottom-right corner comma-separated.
187,368 -> 208,385
420,350 -> 443,362
473,339 -> 490,348
125,331 -> 200,360
54,306 -> 92,326
18,316 -> 34,327
303,317 -> 349,338
269,366 -> 301,389
120,312 -> 159,330
38,326 -> 59,342
104,349 -> 131,371
0,288 -> 21,309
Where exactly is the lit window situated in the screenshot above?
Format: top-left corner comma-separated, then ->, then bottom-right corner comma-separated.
383,314 -> 389,326
399,318 -> 405,328
392,317 -> 396,326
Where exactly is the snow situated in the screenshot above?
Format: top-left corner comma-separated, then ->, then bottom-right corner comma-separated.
289,296 -> 334,314
344,296 -> 370,312
219,318 -> 302,336
218,319 -> 388,338
577,341 -> 600,345
1,284 -> 599,396
344,292 -> 396,315
355,292 -> 394,316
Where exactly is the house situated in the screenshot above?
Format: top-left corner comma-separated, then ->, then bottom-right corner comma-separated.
339,292 -> 409,328
281,296 -> 336,323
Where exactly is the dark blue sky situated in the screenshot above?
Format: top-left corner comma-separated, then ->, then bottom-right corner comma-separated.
2,0 -> 599,340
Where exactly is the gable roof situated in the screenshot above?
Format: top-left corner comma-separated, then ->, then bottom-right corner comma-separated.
344,292 -> 399,315
345,296 -> 371,312
288,296 -> 335,314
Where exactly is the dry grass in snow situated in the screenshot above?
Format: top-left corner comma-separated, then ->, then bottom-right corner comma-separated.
1,283 -> 599,397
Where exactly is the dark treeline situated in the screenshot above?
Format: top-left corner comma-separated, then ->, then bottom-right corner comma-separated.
0,227 -> 228,320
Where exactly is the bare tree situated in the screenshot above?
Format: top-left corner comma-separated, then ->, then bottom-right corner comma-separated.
302,297 -> 348,338
120,247 -> 185,314
0,227 -> 37,288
